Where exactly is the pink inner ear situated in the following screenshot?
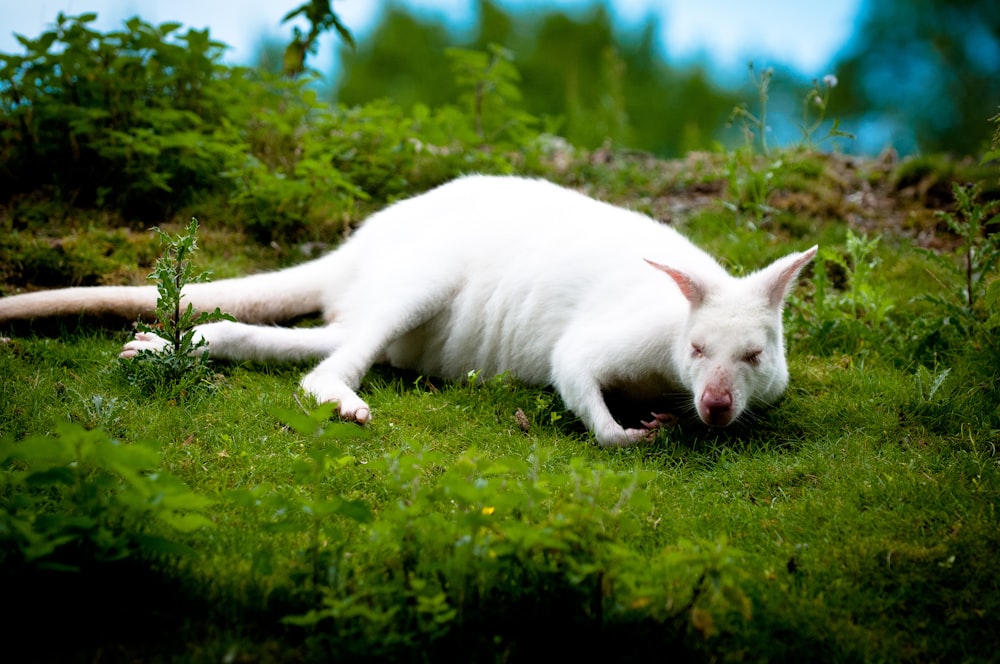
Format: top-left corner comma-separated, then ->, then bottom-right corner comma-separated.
644,259 -> 706,306
763,245 -> 818,309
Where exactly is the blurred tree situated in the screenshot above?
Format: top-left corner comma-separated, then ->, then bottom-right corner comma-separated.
282,0 -> 354,77
616,18 -> 737,155
831,0 -> 1000,155
333,0 -> 738,156
336,4 -> 456,108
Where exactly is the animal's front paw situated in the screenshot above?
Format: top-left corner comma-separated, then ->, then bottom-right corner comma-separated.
620,428 -> 658,446
340,404 -> 371,425
596,424 -> 653,448
597,412 -> 678,447
119,332 -> 170,358
300,375 -> 372,425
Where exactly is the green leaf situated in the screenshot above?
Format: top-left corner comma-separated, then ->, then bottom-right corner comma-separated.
282,6 -> 307,23
336,497 -> 374,523
133,532 -> 197,556
157,511 -> 215,533
980,149 -> 1000,166
23,467 -> 76,488
158,22 -> 183,35
986,279 -> 1000,309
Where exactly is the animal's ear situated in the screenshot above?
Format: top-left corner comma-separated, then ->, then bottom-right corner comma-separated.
755,245 -> 818,309
644,259 -> 709,307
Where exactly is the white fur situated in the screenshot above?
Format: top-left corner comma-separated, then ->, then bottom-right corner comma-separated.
0,175 -> 816,446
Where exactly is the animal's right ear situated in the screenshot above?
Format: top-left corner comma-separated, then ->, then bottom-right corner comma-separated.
756,245 -> 818,310
644,259 -> 708,307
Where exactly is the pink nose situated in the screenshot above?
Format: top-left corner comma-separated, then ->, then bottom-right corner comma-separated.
699,389 -> 734,426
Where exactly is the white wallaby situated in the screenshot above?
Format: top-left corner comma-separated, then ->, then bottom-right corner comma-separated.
0,176 -> 816,446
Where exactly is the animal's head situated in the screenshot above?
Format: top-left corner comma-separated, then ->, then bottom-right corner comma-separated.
646,246 -> 817,427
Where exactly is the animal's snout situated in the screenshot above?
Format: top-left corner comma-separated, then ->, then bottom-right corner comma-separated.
699,387 -> 734,426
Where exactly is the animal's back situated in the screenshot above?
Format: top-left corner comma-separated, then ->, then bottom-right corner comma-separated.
331,176 -> 729,382
351,175 -> 720,269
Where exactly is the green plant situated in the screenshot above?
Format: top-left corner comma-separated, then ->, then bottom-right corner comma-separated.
0,13 -> 248,214
445,43 -> 539,148
0,422 -> 213,571
224,79 -> 368,242
924,183 -> 1000,318
724,64 -> 853,223
790,229 -> 896,356
983,108 -> 1000,167
729,62 -> 774,156
797,74 -> 854,149
280,438 -> 754,658
722,63 -> 781,222
913,182 -> 1000,362
281,0 -> 355,77
118,218 -> 234,397
268,403 -> 372,591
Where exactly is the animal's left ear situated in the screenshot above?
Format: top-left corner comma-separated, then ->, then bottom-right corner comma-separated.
755,245 -> 818,309
645,259 -> 710,307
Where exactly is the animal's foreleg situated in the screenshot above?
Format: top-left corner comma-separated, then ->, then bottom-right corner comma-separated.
551,369 -> 655,447
297,281 -> 452,426
298,331 -> 392,425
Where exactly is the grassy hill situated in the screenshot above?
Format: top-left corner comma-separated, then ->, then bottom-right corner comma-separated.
2,14 -> 1000,663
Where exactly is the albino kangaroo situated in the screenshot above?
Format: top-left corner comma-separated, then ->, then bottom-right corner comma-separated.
0,176 -> 816,446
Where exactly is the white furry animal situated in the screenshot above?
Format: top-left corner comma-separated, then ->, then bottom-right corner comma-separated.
0,176 -> 816,446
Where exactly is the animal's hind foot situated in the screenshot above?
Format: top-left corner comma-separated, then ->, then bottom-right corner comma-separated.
119,332 -> 170,358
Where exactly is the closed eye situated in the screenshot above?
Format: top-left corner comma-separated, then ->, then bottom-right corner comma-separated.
691,343 -> 705,359
743,349 -> 763,366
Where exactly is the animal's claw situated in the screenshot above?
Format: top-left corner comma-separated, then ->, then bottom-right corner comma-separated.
119,331 -> 170,358
621,427 -> 658,445
640,411 -> 678,430
345,406 -> 371,425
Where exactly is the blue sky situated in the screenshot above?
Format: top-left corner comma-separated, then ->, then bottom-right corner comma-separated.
2,0 -> 863,80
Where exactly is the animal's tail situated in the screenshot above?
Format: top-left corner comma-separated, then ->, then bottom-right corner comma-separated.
0,256 -> 332,325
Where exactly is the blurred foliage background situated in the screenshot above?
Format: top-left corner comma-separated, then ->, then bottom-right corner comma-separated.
1,0 -> 997,235
251,0 -> 999,158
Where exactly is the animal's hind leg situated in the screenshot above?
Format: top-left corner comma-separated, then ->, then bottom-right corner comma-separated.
120,321 -> 346,362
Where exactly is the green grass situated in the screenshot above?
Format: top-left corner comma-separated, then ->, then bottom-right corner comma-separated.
3,15 -> 998,659
2,151 -> 1000,662
2,317 -> 999,661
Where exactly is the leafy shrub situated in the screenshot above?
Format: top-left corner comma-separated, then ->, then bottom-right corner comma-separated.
724,64 -> 852,223
225,45 -> 550,240
917,184 -> 1000,342
0,227 -> 160,290
0,14 -> 553,244
446,43 -> 539,148
225,402 -> 374,597
0,13 -> 249,214
118,218 -> 234,398
789,229 -> 897,357
219,72 -> 366,242
908,182 -> 1000,389
280,434 -> 751,658
0,422 -> 212,572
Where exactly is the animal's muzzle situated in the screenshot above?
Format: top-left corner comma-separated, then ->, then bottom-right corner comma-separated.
699,387 -> 734,426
